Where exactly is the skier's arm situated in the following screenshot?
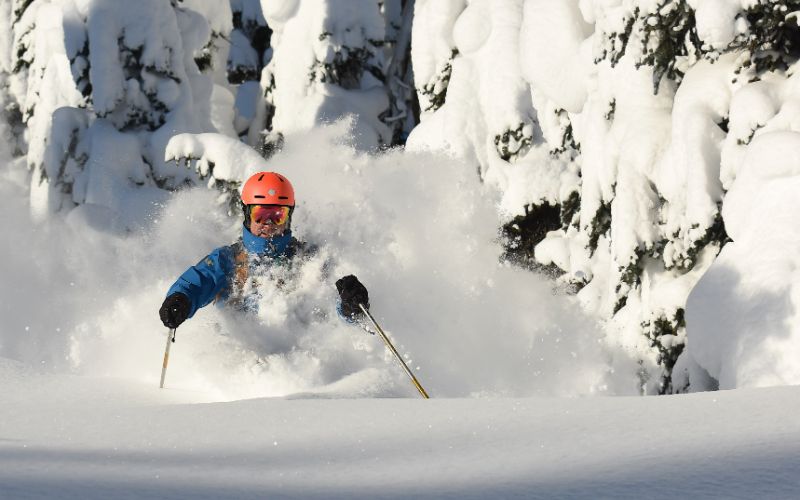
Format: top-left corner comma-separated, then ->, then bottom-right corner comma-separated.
166,247 -> 233,318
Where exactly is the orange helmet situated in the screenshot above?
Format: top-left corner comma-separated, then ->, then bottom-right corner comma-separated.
241,172 -> 295,207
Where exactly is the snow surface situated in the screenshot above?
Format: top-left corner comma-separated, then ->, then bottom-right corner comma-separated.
1,357 -> 799,499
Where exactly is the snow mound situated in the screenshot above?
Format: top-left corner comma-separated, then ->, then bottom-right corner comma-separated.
686,131 -> 800,388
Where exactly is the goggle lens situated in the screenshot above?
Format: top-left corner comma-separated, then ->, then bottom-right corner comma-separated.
250,205 -> 290,225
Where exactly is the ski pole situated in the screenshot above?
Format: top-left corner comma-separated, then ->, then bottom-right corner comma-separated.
159,328 -> 176,389
359,304 -> 429,399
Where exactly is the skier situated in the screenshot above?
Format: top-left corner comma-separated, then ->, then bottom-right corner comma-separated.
158,171 -> 370,329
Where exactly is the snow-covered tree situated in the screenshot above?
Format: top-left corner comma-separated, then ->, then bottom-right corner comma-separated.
168,0 -> 419,199
257,0 -> 414,155
1,0 -> 419,224
408,0 -> 800,394
4,0 -> 235,223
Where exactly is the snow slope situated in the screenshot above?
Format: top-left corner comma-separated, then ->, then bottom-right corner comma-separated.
1,357 -> 798,499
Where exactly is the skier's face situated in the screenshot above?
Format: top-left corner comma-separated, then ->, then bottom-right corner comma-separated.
249,205 -> 291,239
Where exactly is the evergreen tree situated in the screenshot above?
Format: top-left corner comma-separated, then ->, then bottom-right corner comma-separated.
587,0 -> 799,392
4,0 -> 232,220
258,0 -> 412,156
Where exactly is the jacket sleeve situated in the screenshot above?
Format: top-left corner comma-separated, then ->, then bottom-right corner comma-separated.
166,246 -> 234,318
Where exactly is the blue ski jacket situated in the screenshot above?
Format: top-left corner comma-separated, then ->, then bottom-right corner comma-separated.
166,225 -> 302,319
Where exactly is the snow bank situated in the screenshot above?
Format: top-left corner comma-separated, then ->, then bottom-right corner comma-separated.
686,131 -> 800,388
2,358 -> 800,499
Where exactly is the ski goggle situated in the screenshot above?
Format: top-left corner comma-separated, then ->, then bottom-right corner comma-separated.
249,205 -> 291,225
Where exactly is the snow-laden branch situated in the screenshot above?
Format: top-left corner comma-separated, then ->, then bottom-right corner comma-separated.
165,133 -> 268,183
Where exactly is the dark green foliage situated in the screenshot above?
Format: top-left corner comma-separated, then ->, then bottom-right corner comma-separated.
194,40 -> 214,73
604,99 -> 617,121
311,46 -> 382,90
101,40 -> 180,131
588,199 -> 612,256
737,126 -> 760,146
3,101 -> 24,156
420,49 -> 458,112
259,130 -> 284,160
728,1 -> 800,74
13,0 -> 34,23
597,1 -> 701,93
619,252 -> 644,289
235,10 -> 271,55
494,122 -> 534,162
599,1 -> 800,95
643,309 -> 686,394
560,191 -> 581,228
614,296 -> 628,315
670,211 -> 730,273
614,250 -> 645,314
13,20 -> 34,74
603,8 -> 638,67
70,40 -> 92,98
689,212 -> 731,268
717,116 -> 729,133
263,71 -> 276,112
549,109 -> 580,158
638,1 -> 701,94
502,202 -> 563,274
218,179 -> 244,216
607,1 -> 701,94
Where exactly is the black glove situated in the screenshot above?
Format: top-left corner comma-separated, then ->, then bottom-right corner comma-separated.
159,293 -> 191,329
336,275 -> 369,319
